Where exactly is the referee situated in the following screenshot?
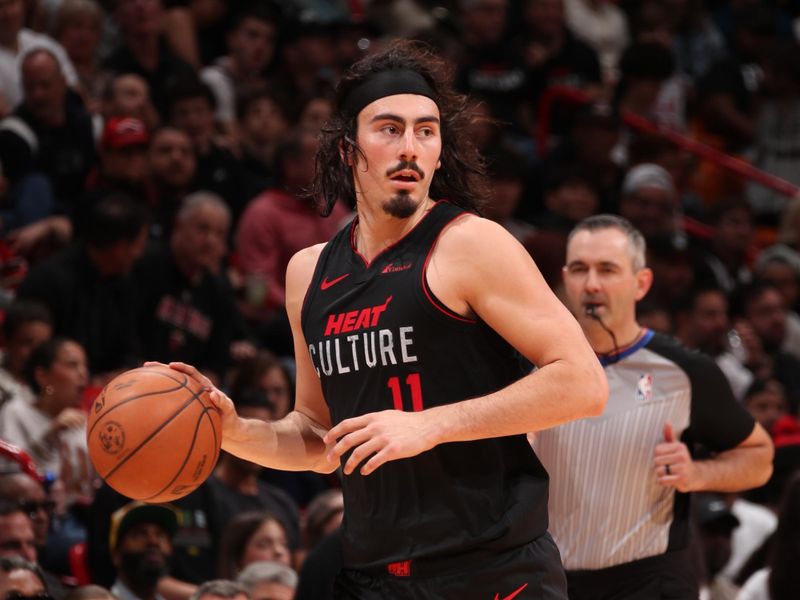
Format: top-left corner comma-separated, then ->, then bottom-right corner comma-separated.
535,215 -> 774,599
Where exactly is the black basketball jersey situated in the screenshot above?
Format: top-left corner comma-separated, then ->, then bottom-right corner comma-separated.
302,201 -> 550,570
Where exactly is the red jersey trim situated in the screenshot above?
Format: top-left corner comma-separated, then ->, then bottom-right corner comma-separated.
349,200 -> 443,268
422,212 -> 477,324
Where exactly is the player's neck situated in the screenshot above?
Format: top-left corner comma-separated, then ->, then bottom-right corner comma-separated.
354,196 -> 434,262
586,320 -> 645,356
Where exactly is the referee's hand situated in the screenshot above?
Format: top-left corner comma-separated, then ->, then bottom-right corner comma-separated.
654,423 -> 696,492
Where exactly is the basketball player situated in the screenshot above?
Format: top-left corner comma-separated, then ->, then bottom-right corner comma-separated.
165,41 -> 607,598
534,215 -> 774,599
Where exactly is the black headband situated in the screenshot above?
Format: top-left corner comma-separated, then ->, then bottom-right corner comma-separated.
340,69 -> 438,118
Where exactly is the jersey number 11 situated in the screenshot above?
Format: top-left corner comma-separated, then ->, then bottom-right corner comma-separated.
387,373 -> 424,412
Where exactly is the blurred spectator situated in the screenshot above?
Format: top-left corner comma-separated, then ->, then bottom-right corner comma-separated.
0,0 -> 78,115
166,78 -> 247,227
296,90 -> 333,135
733,281 -> 800,412
208,453 -> 299,562
109,502 -> 178,600
51,0 -> 105,110
0,300 -> 52,408
675,284 -> 753,400
720,491 -> 777,586
217,512 -> 291,580
236,86 -> 291,201
483,142 -> 536,244
616,41 -> 684,131
237,561 -> 296,600
64,585 -> 116,600
699,198 -> 754,293
0,338 -> 91,502
747,44 -> 800,225
564,0 -> 628,85
293,530 -> 340,600
104,0 -> 195,117
695,5 -> 774,155
189,580 -> 248,600
0,502 -> 37,563
0,48 -> 95,258
456,0 -> 527,134
738,472 -> 800,600
754,245 -> 800,361
275,21 -> 336,101
647,237 -> 698,311
694,494 -> 740,600
743,379 -> 789,436
0,461 -> 51,555
17,193 -> 148,380
301,490 -> 343,552
636,298 -> 674,333
134,192 -> 239,383
667,0 -> 727,82
520,0 -> 602,133
0,556 -> 47,598
200,6 -> 279,135
101,73 -> 158,132
618,163 -> 683,246
145,127 -> 196,240
235,130 -> 350,354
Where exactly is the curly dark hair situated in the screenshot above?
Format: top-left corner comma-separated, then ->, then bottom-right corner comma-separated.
311,40 -> 489,216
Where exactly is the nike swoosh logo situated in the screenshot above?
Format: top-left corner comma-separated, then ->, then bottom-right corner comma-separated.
321,273 -> 350,290
494,583 -> 528,600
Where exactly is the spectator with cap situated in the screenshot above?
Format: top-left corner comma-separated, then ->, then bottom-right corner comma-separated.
0,48 -> 95,259
694,494 -> 740,600
109,502 -> 178,600
0,300 -> 52,409
237,562 -> 296,600
618,162 -> 684,247
78,117 -> 151,233
0,0 -> 78,116
100,74 -> 158,132
189,580 -> 248,600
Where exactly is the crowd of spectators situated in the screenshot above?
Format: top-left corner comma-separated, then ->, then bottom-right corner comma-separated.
0,0 -> 799,598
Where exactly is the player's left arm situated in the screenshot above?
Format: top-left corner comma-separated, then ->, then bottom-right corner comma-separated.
325,216 -> 608,475
654,353 -> 774,493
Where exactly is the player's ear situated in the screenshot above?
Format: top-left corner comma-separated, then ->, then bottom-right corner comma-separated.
635,267 -> 654,301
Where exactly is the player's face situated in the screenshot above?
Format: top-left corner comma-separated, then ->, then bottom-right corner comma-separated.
563,228 -> 651,333
352,94 -> 442,219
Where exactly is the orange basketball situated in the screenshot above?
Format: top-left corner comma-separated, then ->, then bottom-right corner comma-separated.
87,365 -> 222,503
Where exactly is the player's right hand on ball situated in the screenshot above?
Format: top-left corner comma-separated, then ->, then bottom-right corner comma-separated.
144,361 -> 239,439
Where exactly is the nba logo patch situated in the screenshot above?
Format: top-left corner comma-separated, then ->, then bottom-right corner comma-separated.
636,373 -> 653,402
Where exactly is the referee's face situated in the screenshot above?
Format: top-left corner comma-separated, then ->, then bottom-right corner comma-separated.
563,228 -> 651,333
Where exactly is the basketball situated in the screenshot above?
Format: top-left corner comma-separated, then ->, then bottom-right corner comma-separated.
87,364 -> 222,503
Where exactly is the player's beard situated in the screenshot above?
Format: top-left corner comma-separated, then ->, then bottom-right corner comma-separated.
382,190 -> 418,219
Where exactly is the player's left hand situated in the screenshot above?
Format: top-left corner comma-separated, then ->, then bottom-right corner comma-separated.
324,410 -> 439,476
654,423 -> 697,493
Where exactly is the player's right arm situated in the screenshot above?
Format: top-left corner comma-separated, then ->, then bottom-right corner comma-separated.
168,244 -> 338,474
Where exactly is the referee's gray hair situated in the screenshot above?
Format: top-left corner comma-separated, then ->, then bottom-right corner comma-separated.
176,191 -> 231,224
189,580 -> 249,600
237,561 -> 298,589
568,214 -> 647,271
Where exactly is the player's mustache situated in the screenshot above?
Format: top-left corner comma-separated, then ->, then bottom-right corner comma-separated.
386,161 -> 425,180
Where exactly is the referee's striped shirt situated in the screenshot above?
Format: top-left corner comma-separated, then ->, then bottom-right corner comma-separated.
535,331 -> 755,571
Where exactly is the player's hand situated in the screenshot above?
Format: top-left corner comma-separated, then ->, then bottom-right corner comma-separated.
654,423 -> 697,493
145,361 -> 238,439
323,410 -> 439,476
